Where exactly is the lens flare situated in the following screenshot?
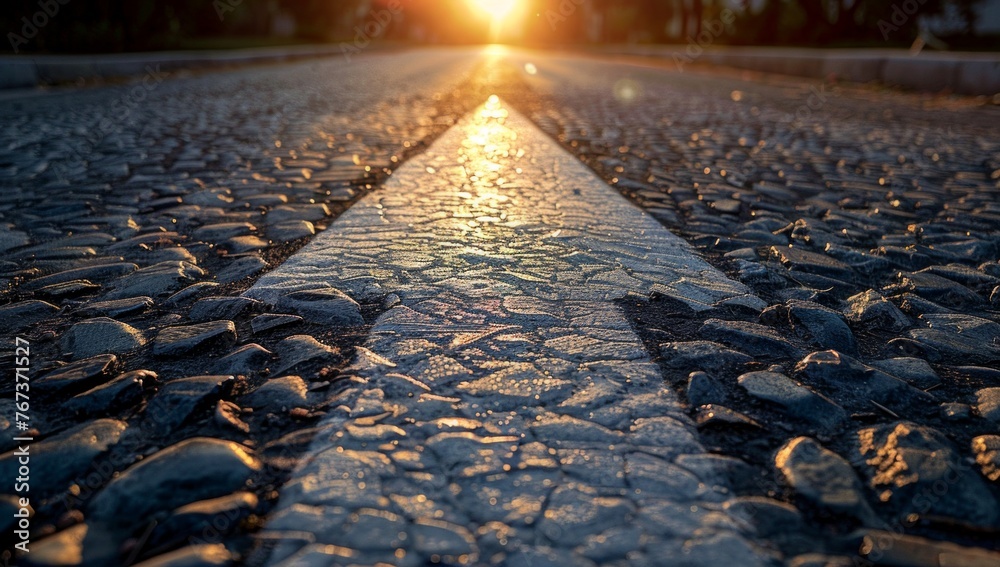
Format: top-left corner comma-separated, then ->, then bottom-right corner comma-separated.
613,79 -> 641,103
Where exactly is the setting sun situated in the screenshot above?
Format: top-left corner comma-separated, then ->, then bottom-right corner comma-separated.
466,0 -> 519,22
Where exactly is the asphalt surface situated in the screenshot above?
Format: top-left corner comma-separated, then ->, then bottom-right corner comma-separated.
1,46 -> 1000,567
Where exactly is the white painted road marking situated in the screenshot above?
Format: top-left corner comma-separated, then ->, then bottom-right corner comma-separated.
247,97 -> 770,566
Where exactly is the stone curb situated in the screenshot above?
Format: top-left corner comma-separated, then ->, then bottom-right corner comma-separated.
603,46 -> 1000,96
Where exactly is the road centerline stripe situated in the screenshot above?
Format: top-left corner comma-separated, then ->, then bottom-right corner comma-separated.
246,96 -> 770,566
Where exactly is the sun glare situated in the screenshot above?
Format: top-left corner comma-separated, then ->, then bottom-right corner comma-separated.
467,0 -> 519,22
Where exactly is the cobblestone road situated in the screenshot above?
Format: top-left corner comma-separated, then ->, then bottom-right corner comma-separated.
1,47 -> 999,567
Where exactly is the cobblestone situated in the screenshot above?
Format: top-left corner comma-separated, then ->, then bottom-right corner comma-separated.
144,375 -> 235,436
738,371 -> 846,430
857,421 -> 999,528
0,419 -> 126,497
775,437 -> 875,523
34,354 -> 120,395
65,369 -> 149,416
152,320 -> 237,357
60,317 -> 146,360
90,437 -> 262,525
977,387 -> 1000,422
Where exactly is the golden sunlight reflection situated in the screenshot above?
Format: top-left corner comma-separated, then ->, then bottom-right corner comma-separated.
482,43 -> 509,56
450,95 -> 520,241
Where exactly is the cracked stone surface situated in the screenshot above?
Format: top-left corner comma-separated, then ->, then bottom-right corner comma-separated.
247,98 -> 770,565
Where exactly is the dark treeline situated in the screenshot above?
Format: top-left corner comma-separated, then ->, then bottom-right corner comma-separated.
1,0 -> 993,54
4,0 -> 369,53
527,0 -> 990,46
